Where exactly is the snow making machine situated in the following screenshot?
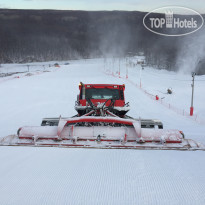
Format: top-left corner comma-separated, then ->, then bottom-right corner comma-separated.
1,82 -> 204,150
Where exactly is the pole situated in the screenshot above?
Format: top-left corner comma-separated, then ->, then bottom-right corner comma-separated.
190,72 -> 196,116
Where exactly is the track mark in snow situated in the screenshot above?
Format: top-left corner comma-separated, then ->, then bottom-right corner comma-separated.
0,147 -> 205,204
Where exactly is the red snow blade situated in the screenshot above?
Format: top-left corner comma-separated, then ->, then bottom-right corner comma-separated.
0,134 -> 204,151
17,116 -> 183,143
0,117 -> 204,150
1,116 -> 204,150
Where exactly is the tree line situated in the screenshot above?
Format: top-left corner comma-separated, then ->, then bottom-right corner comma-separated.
0,9 -> 204,74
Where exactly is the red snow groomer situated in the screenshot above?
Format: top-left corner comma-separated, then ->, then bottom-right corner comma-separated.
1,82 -> 204,150
75,83 -> 130,117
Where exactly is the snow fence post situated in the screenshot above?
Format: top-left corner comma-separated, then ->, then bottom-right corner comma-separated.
190,72 -> 196,116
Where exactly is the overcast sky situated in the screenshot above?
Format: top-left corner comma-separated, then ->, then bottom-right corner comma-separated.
0,0 -> 205,13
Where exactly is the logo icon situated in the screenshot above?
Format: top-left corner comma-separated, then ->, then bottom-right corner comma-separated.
143,6 -> 204,36
165,10 -> 173,28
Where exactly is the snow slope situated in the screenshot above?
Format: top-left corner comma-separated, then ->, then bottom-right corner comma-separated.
123,59 -> 205,121
0,58 -> 205,205
0,146 -> 205,205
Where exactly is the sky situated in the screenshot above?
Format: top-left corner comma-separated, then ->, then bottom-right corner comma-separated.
0,0 -> 205,13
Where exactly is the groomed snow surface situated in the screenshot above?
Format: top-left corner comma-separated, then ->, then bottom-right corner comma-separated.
0,58 -> 205,205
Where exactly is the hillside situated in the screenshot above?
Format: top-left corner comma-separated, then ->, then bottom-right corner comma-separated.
0,9 -> 205,74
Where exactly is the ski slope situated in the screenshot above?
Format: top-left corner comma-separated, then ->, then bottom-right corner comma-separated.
0,58 -> 205,205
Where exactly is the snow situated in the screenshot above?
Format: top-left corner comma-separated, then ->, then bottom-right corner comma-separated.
0,147 -> 205,205
125,62 -> 205,120
0,58 -> 205,204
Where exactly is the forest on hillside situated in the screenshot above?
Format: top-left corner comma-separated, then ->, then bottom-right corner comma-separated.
0,9 -> 204,74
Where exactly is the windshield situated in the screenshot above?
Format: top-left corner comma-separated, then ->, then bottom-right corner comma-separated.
85,88 -> 120,100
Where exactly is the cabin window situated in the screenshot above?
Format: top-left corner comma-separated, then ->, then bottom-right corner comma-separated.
86,88 -> 120,100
